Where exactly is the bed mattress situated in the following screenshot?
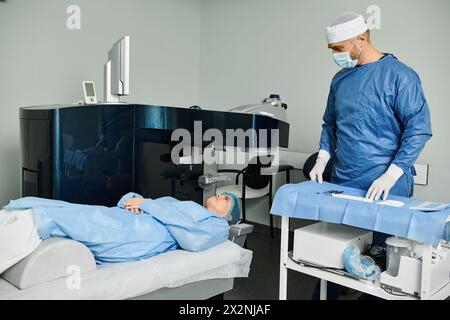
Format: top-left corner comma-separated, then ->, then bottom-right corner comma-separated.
0,241 -> 252,300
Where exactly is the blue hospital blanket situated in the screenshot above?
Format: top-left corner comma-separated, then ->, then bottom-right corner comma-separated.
4,193 -> 229,264
271,181 -> 450,245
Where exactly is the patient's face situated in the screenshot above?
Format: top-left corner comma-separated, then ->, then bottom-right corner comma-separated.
205,194 -> 232,218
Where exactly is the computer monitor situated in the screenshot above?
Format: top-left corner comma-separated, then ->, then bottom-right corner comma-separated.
104,36 -> 130,103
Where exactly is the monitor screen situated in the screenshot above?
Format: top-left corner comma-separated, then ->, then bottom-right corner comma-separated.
107,36 -> 129,97
85,83 -> 95,97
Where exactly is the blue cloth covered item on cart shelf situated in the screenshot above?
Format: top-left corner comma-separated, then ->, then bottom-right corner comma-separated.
270,181 -> 450,245
343,246 -> 380,280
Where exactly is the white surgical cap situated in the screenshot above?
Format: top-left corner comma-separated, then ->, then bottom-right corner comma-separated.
325,12 -> 368,44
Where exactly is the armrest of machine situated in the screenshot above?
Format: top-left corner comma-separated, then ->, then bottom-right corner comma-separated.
218,169 -> 246,185
0,238 -> 96,290
229,223 -> 254,248
277,164 -> 294,173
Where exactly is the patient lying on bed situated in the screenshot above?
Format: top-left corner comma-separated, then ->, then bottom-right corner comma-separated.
0,192 -> 241,274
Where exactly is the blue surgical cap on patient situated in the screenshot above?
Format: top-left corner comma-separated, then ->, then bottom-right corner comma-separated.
223,192 -> 241,226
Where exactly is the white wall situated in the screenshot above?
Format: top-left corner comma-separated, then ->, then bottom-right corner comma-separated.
0,0 -> 202,205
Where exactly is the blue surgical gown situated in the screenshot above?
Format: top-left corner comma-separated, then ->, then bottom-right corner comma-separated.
319,54 -> 432,197
4,193 -> 229,264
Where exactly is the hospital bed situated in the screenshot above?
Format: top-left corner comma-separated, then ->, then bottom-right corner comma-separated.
0,224 -> 253,300
272,181 -> 450,300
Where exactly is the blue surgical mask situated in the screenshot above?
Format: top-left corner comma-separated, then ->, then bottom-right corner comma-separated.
333,51 -> 359,69
332,40 -> 363,69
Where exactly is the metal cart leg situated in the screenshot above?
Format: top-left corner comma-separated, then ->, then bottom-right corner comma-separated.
420,244 -> 433,300
279,216 -> 289,300
320,279 -> 328,300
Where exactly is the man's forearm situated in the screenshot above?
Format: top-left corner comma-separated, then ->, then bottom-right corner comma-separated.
391,133 -> 431,176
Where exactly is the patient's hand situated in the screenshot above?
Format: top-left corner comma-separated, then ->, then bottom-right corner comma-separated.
124,198 -> 145,214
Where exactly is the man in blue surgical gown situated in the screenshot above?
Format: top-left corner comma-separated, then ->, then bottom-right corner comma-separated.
309,12 -> 432,300
310,12 -> 432,202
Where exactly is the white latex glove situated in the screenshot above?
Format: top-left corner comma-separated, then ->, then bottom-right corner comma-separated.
309,156 -> 328,184
365,164 -> 404,201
